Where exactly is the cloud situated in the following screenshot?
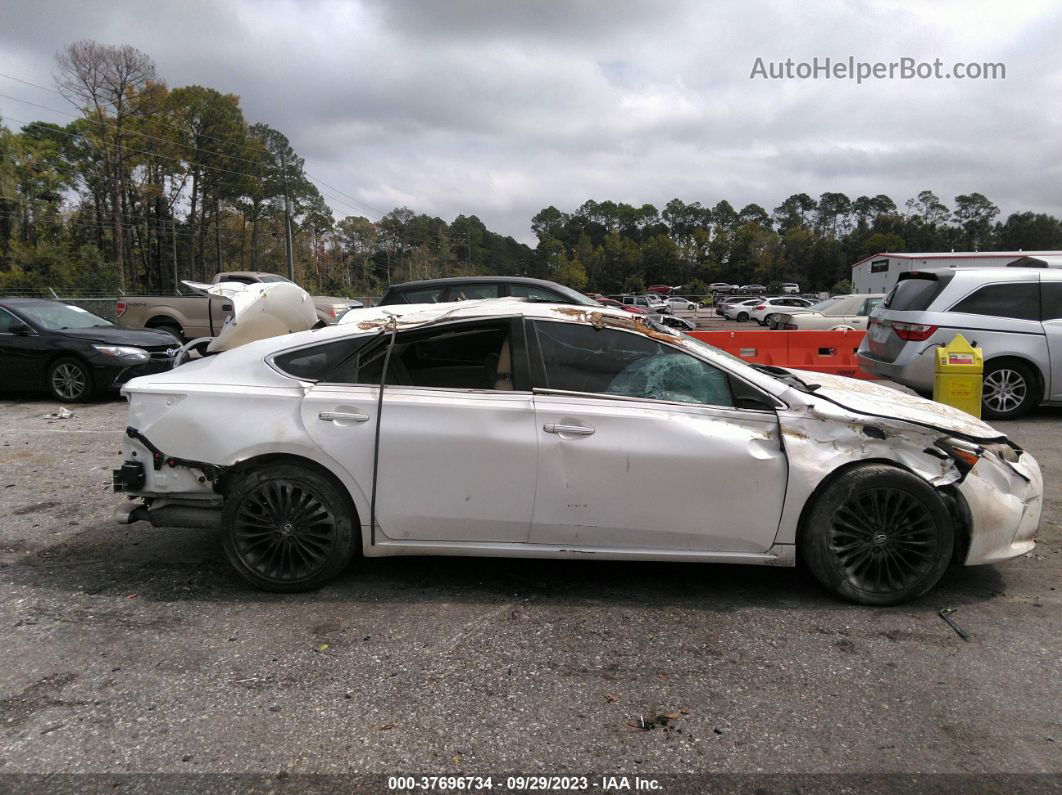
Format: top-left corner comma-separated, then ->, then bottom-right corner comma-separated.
1,0 -> 1061,243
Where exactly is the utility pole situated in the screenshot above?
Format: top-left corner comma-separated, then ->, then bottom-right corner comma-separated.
280,149 -> 295,281
172,215 -> 178,294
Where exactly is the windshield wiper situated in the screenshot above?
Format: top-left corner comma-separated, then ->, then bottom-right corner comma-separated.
752,364 -> 821,392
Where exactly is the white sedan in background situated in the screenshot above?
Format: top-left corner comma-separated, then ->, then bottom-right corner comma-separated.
113,299 -> 1041,605
664,296 -> 699,311
747,297 -> 814,326
723,298 -> 765,321
776,294 -> 885,330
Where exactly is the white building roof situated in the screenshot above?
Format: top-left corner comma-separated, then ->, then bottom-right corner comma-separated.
851,250 -> 1062,269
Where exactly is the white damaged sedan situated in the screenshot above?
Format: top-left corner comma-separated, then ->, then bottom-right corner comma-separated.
113,300 -> 1042,605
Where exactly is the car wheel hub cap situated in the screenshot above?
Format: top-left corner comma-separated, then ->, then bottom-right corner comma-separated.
53,364 -> 85,399
234,480 -> 337,582
984,369 -> 1026,412
827,487 -> 938,594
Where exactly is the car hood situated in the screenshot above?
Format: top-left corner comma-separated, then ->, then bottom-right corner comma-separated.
57,326 -> 177,347
787,369 -> 1003,440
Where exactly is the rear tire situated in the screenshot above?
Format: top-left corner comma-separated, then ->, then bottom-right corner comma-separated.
222,463 -> 358,592
800,465 -> 953,606
737,311 -> 749,322
982,360 -> 1038,420
151,321 -> 184,343
47,357 -> 94,403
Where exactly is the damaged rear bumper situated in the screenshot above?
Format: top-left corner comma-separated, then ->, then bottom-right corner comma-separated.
958,447 -> 1043,566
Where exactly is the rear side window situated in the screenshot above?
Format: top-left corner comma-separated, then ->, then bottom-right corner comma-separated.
398,287 -> 445,304
1039,282 -> 1062,320
349,322 -> 517,391
532,321 -> 733,407
884,276 -> 947,311
509,284 -> 565,302
272,337 -> 374,381
949,283 -> 1040,321
445,284 -> 500,301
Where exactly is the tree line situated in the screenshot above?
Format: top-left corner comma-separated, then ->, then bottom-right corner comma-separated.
1,40 -> 1061,298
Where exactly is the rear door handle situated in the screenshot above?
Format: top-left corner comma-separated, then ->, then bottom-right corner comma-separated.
543,423 -> 595,436
319,411 -> 370,423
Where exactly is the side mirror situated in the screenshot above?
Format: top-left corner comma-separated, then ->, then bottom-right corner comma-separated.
9,322 -> 30,335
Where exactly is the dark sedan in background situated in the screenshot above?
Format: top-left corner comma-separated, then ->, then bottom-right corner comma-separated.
0,298 -> 177,402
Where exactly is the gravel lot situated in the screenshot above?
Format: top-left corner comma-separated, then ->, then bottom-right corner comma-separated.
0,391 -> 1059,787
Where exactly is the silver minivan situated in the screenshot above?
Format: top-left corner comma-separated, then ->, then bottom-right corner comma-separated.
858,267 -> 1062,419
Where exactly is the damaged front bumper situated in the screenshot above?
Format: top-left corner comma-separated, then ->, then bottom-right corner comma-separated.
957,446 -> 1043,566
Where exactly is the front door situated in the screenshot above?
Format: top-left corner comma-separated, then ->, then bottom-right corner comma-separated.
301,318 -> 539,544
527,320 -> 787,552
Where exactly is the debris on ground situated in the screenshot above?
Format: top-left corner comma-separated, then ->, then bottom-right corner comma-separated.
628,710 -> 684,731
605,692 -> 618,703
43,407 -> 74,420
314,642 -> 330,653
939,607 -> 970,641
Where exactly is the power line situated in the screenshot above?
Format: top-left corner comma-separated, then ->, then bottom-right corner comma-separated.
0,71 -> 59,95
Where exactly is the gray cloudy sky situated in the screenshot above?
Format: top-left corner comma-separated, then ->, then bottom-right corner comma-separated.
1,0 -> 1060,242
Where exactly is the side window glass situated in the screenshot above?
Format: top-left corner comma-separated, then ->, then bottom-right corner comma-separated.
1042,283 -> 1062,321
401,287 -> 445,304
0,309 -> 17,333
446,284 -> 500,301
950,283 -> 1040,321
354,323 -> 514,391
533,322 -> 733,407
273,338 -> 373,381
509,285 -> 564,302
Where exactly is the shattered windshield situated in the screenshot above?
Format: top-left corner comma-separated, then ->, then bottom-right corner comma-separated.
606,353 -> 732,405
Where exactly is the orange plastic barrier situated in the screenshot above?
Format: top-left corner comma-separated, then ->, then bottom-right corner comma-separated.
688,329 -> 879,380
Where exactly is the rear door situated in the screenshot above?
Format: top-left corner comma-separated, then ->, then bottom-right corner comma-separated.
527,320 -> 786,553
300,318 -> 539,544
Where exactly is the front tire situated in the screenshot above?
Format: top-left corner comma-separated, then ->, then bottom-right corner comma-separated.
48,357 -> 94,402
982,360 -> 1037,420
222,463 -> 357,592
800,465 -> 953,605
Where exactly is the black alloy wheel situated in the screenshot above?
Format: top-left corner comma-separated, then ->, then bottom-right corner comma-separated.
828,488 -> 939,593
222,464 -> 357,591
801,465 -> 953,605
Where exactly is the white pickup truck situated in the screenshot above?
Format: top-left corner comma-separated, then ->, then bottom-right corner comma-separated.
115,271 -> 360,340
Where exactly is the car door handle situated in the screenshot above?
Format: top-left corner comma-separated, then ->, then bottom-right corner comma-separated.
543,423 -> 595,436
319,411 -> 370,423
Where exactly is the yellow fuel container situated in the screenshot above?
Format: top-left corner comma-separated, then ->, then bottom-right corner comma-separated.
933,334 -> 983,417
